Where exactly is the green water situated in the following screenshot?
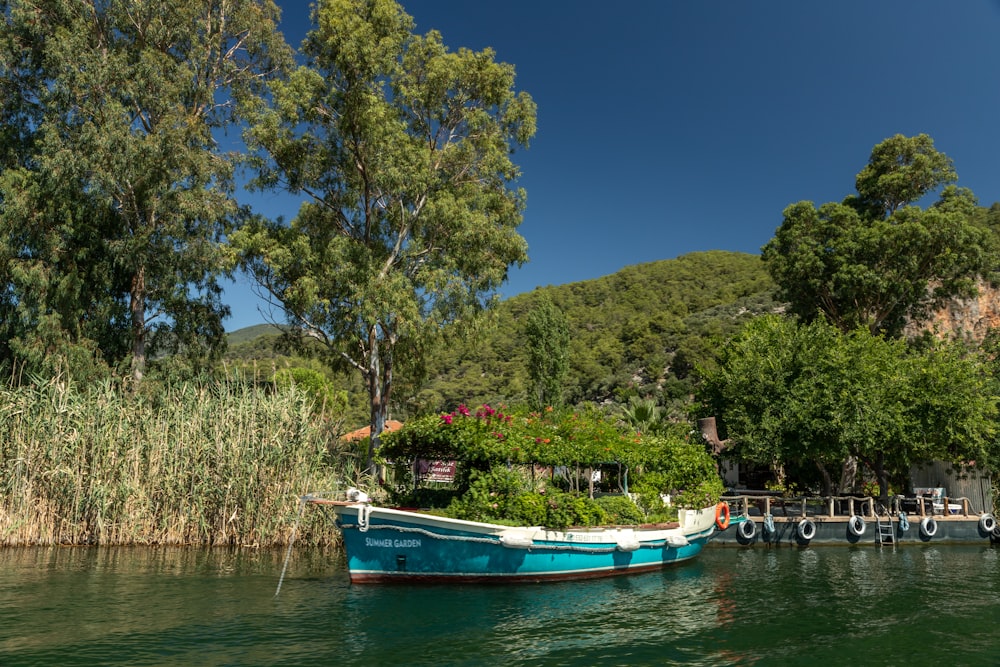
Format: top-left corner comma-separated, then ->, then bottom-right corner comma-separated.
2,544 -> 998,666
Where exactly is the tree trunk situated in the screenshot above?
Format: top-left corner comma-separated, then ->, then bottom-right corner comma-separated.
838,456 -> 858,494
697,416 -> 729,454
365,335 -> 393,477
366,393 -> 386,477
366,345 -> 383,475
816,462 -> 833,496
130,265 -> 146,383
874,452 -> 890,502
772,461 -> 786,491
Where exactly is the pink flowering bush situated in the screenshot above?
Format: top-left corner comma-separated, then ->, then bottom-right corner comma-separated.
385,403 -> 645,466
381,403 -> 723,505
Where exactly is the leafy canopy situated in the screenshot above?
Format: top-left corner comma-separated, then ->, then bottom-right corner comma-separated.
762,134 -> 992,338
698,315 -> 998,495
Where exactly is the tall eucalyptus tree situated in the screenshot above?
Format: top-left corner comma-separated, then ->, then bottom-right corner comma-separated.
236,0 -> 536,469
0,0 -> 290,381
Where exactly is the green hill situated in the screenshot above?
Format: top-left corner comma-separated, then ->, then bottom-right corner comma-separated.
226,250 -> 779,422
411,250 -> 778,415
226,323 -> 283,346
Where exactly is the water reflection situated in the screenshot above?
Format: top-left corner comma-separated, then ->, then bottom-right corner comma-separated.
2,545 -> 999,666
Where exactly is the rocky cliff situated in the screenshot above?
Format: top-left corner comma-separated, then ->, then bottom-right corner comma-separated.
907,280 -> 1000,342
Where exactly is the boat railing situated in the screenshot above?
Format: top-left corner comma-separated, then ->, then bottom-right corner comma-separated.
722,492 -> 981,519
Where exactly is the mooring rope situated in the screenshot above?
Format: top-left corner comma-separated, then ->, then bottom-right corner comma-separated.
357,504 -> 373,532
338,522 -> 689,553
341,522 -> 505,545
274,497 -> 305,597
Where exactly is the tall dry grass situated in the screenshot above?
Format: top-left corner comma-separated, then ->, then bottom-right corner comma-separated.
0,377 -> 361,547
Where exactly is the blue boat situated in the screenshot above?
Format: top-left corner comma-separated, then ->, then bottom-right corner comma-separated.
306,493 -> 721,583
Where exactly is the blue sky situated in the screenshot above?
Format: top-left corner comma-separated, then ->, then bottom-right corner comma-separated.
225,0 -> 1000,330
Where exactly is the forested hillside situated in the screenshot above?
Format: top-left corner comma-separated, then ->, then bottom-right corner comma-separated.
228,250 -> 779,427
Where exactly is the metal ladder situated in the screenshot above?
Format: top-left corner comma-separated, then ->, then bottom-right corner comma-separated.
876,506 -> 895,548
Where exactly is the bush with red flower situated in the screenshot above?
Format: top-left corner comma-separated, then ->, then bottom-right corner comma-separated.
379,403 -> 723,525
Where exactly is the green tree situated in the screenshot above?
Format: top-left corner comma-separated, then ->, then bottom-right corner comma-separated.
235,0 -> 535,469
762,134 -> 990,338
854,133 -> 957,217
0,0 -> 290,382
524,295 -> 570,409
0,1 -> 119,380
273,366 -> 348,421
699,315 -> 997,497
696,315 -> 808,486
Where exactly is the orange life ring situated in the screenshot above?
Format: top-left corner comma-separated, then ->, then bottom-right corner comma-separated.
715,502 -> 731,531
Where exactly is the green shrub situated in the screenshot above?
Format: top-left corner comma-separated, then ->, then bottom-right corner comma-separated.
439,465 -> 623,529
273,367 -> 347,418
673,478 -> 726,512
630,473 -> 671,515
506,493 -> 548,526
445,466 -> 528,524
594,495 -> 645,524
382,404 -> 725,509
569,495 -> 608,526
389,486 -> 460,510
535,489 -> 608,529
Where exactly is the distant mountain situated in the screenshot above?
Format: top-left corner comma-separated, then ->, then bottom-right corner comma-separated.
226,323 -> 283,346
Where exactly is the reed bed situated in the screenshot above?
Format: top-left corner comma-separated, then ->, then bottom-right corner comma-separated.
0,377 -> 358,547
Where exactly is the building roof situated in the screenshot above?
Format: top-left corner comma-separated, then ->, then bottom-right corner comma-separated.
341,419 -> 404,442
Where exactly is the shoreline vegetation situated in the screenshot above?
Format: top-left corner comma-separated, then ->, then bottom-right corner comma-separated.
1,378 -> 725,549
0,377 -> 346,548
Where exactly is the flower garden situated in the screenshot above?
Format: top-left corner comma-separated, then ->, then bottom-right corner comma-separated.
379,404 -> 724,529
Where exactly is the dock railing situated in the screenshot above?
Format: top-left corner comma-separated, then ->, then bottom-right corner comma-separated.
723,491 -> 980,520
